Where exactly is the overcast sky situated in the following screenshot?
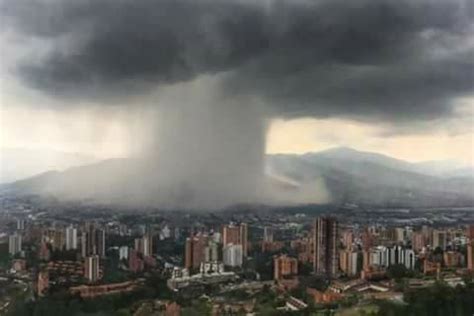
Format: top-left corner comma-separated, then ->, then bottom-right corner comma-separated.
1,0 -> 473,165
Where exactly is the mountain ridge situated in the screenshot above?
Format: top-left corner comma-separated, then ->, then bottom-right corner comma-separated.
2,147 -> 473,208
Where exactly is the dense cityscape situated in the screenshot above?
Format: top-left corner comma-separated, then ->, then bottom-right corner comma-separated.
1,196 -> 473,315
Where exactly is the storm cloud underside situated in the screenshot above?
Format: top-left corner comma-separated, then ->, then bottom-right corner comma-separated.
2,0 -> 473,208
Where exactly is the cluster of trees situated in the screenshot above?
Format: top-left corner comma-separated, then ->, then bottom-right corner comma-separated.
0,243 -> 11,269
9,273 -> 174,316
372,279 -> 474,316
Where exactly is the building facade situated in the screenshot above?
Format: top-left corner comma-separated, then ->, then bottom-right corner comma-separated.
84,255 -> 100,282
9,233 -> 22,255
274,255 -> 298,280
223,223 -> 248,258
223,243 -> 243,267
313,217 -> 339,277
66,226 -> 78,250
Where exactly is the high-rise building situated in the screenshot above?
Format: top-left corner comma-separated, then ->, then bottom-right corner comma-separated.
240,223 -> 248,257
369,245 -> 415,270
412,232 -> 425,252
223,243 -> 243,267
467,224 -> 474,240
361,227 -> 373,271
85,222 -> 97,255
16,219 -> 25,230
432,230 -> 447,251
43,228 -> 65,251
81,224 -> 106,258
65,226 -> 78,250
119,246 -> 129,260
84,255 -> 100,282
339,250 -> 360,277
204,241 -> 219,262
223,223 -> 248,258
185,238 -> 193,269
421,225 -> 432,245
274,254 -> 298,280
96,229 -> 106,258
395,227 -> 405,243
342,231 -> 353,250
134,234 -> 153,257
468,225 -> 474,271
468,243 -> 474,271
184,233 -> 209,270
263,227 -> 274,243
313,217 -> 339,277
81,232 -> 87,258
9,233 -> 22,256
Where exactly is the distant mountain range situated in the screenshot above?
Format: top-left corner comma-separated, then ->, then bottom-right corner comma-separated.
266,147 -> 474,207
0,147 -> 97,183
1,147 -> 473,207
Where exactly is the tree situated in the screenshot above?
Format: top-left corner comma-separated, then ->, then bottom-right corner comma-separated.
387,264 -> 409,280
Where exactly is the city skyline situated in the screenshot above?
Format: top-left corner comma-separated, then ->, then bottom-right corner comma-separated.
1,0 -> 473,209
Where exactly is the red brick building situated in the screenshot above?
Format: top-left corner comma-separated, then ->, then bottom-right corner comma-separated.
274,254 -> 298,280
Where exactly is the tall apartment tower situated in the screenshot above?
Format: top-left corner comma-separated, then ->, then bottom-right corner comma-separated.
467,224 -> 474,240
263,226 -> 274,243
361,227 -> 373,271
84,255 -> 100,282
184,233 -> 209,270
185,237 -> 193,269
274,254 -> 298,280
9,233 -> 22,255
81,223 -> 106,258
65,226 -> 78,250
96,229 -> 106,258
16,219 -> 25,230
223,223 -> 248,258
223,243 -> 243,267
313,217 -> 339,277
467,225 -> 474,271
81,222 -> 96,257
134,234 -> 153,257
468,243 -> 474,271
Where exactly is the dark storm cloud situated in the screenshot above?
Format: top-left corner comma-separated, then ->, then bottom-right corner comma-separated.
3,0 -> 474,121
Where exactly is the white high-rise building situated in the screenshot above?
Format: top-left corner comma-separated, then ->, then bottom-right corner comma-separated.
119,246 -> 129,260
401,249 -> 416,270
212,232 -> 222,243
9,233 -> 22,255
223,243 -> 243,267
84,255 -> 100,282
161,225 -> 171,240
349,251 -> 358,276
204,241 -> 219,262
66,226 -> 78,250
371,245 -> 416,270
370,246 -> 388,267
16,219 -> 25,230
